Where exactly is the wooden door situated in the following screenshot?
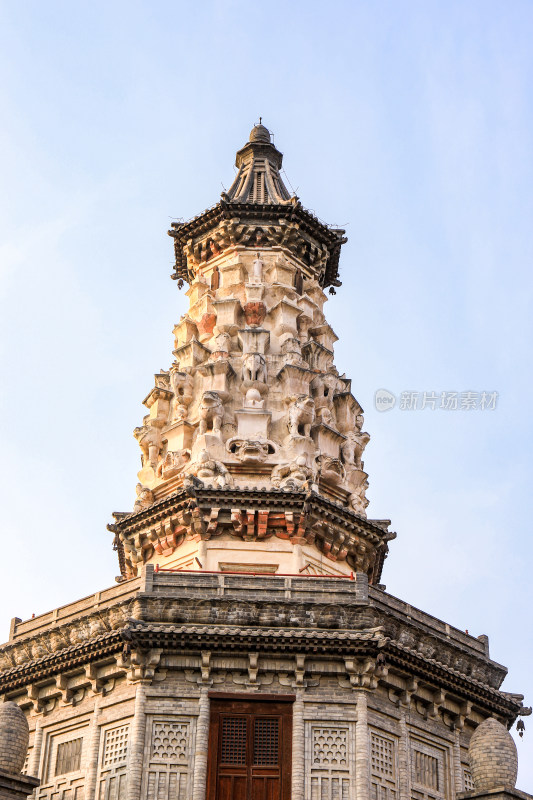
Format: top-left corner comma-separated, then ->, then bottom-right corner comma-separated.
207,697 -> 292,800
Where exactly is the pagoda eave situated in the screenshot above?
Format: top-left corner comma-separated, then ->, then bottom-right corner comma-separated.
168,200 -> 346,288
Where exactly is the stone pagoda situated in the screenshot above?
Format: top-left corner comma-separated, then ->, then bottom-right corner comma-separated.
121,120 -> 384,581
0,124 -> 530,800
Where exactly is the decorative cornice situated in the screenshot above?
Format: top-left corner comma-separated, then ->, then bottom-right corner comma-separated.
112,487 -> 390,539
0,585 -> 522,723
168,201 -> 346,289
0,631 -> 123,692
109,487 -> 395,582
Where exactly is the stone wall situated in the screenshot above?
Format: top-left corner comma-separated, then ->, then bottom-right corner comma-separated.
21,675 -> 479,800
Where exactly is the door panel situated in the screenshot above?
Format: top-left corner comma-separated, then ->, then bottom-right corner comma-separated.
207,699 -> 292,800
217,774 -> 247,800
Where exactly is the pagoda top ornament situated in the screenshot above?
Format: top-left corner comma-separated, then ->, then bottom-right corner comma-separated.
110,125 -> 395,583
168,123 -> 347,291
223,123 -> 292,204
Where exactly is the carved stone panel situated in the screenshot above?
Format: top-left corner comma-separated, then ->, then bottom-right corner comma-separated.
305,721 -> 355,800
36,723 -> 89,800
141,717 -> 194,800
97,722 -> 130,800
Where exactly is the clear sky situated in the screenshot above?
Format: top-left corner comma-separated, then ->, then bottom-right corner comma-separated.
1,0 -> 532,786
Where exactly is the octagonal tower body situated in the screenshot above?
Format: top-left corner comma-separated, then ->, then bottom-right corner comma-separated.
113,124 -> 394,582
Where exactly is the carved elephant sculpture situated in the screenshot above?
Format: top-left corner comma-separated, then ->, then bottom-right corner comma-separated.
287,395 -> 316,438
242,352 -> 267,383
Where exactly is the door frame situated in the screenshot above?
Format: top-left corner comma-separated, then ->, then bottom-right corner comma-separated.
206,692 -> 295,800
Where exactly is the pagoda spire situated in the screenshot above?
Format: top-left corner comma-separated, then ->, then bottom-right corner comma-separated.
111,126 -> 394,583
222,123 -> 292,204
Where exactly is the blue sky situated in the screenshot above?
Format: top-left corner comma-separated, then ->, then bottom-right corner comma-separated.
1,0 -> 532,786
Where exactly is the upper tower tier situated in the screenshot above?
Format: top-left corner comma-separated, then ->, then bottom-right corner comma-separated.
224,122 -> 292,203
110,125 -> 395,584
168,124 -> 347,291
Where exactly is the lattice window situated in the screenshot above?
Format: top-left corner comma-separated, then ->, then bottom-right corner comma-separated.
55,738 -> 82,776
371,733 -> 395,778
151,722 -> 189,763
102,725 -> 129,767
141,717 -> 193,800
312,727 -> 348,767
464,769 -> 474,792
307,723 -> 353,800
253,719 -> 279,765
370,730 -> 398,800
220,717 -> 247,765
414,751 -> 439,791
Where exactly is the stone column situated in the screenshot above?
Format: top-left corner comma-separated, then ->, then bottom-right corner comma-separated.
355,691 -> 369,800
291,691 -> 305,800
84,699 -> 101,800
126,684 -> 148,800
398,708 -> 412,800
453,729 -> 463,796
192,688 -> 210,800
27,720 -> 42,778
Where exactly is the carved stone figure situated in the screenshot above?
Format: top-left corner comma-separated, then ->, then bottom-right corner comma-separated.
287,394 -> 316,437
158,449 -> 190,479
173,401 -> 188,421
272,454 -> 313,490
242,352 -> 267,383
349,480 -> 369,516
311,373 -> 339,424
281,337 -> 302,366
134,483 -> 154,512
170,369 -> 193,422
317,407 -> 333,426
133,424 -> 161,468
243,301 -> 266,327
340,415 -> 370,470
210,265 -> 220,290
252,252 -> 263,283
199,391 -> 224,435
227,438 -> 271,463
214,332 -> 230,354
191,449 -> 232,487
316,455 -> 345,485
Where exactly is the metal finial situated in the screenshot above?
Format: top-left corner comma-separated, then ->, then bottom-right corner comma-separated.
259,116 -> 262,124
